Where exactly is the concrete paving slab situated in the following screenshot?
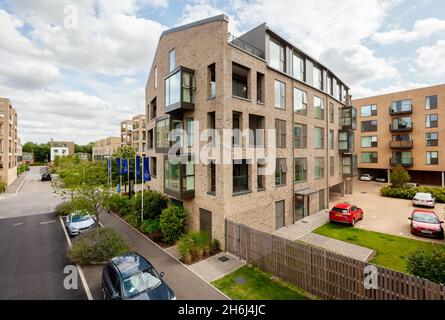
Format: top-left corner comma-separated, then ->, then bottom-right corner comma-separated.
273,209 -> 329,241
188,252 -> 245,283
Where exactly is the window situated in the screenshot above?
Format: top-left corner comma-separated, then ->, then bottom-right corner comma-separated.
155,118 -> 169,149
426,114 -> 438,128
294,123 -> 307,148
392,151 -> 412,166
150,157 -> 157,177
329,102 -> 334,123
208,112 -> 216,147
426,151 -> 439,165
329,130 -> 334,149
164,160 -> 180,191
361,152 -> 378,163
249,114 -> 264,147
361,136 -> 378,148
232,111 -> 242,146
232,63 -> 249,99
182,162 -> 195,191
313,127 -> 324,149
270,38 -> 285,72
209,160 -> 216,194
274,80 -> 285,108
426,132 -> 438,147
314,157 -> 324,180
361,120 -> 377,132
275,119 -> 286,148
314,96 -> 324,120
294,157 -> 307,183
257,159 -> 266,190
327,75 -> 333,95
292,52 -> 305,81
233,160 -> 249,193
426,95 -> 437,110
360,104 -> 377,117
275,200 -> 285,230
169,49 -> 175,72
313,65 -> 322,90
293,88 -> 307,115
186,118 -> 194,147
256,72 -> 265,103
330,156 -> 335,177
391,99 -> 412,113
164,71 -> 180,108
275,158 -> 287,186
154,66 -> 158,89
150,98 -> 157,120
208,63 -> 216,99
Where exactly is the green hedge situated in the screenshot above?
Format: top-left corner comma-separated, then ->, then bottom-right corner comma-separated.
407,246 -> 445,284
380,185 -> 445,203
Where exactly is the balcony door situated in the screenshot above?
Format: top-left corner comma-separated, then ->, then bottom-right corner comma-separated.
199,208 -> 212,240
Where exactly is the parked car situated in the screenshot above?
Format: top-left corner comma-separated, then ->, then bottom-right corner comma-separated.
375,176 -> 387,183
65,211 -> 96,236
412,192 -> 436,208
409,209 -> 444,239
41,173 -> 52,181
359,174 -> 373,181
102,252 -> 176,300
406,182 -> 421,188
329,203 -> 364,226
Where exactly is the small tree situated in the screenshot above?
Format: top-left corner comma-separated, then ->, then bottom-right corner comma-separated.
390,165 -> 410,188
159,205 -> 188,244
133,190 -> 169,221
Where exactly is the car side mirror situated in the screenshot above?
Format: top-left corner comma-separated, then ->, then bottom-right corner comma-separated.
160,272 -> 165,278
440,221 -> 444,224
408,217 -> 412,220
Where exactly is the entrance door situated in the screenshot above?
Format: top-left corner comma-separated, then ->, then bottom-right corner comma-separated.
275,200 -> 285,229
319,189 -> 325,211
199,208 -> 212,239
294,195 -> 308,221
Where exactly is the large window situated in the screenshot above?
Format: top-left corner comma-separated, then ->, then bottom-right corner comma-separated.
275,158 -> 287,186
164,71 -> 180,108
208,63 -> 216,99
164,160 -> 180,191
275,119 -> 286,148
292,52 -> 305,81
329,102 -> 334,123
186,118 -> 194,147
314,96 -> 324,120
361,120 -> 377,132
183,162 -> 195,191
426,132 -> 438,147
361,152 -> 378,163
313,127 -> 324,149
169,49 -> 175,72
249,114 -> 265,147
313,65 -> 322,90
327,75 -> 333,95
232,111 -> 242,146
233,160 -> 249,193
257,159 -> 266,190
294,158 -> 307,183
329,130 -> 334,149
361,104 -> 377,117
426,151 -> 439,165
270,38 -> 285,72
209,160 -> 216,194
294,123 -> 307,148
361,136 -> 378,148
330,156 -> 335,177
156,118 -> 169,149
426,114 -> 438,128
275,80 -> 285,108
232,63 -> 249,99
426,95 -> 437,110
314,157 -> 324,180
293,88 -> 307,115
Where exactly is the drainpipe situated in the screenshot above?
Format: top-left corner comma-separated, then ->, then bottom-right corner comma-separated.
325,91 -> 330,209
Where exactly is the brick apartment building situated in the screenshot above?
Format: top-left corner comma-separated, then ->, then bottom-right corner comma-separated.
353,84 -> 445,187
92,137 -> 121,161
0,98 -> 19,186
120,119 -> 133,146
131,114 -> 147,155
144,15 -> 356,243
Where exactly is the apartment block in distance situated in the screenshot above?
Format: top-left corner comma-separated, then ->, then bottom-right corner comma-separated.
92,137 -> 121,161
0,98 -> 19,186
131,114 -> 147,155
353,84 -> 445,187
144,15 -> 356,244
49,139 -> 75,161
120,119 -> 133,146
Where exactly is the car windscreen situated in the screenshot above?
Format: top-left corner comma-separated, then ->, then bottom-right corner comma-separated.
122,268 -> 161,297
332,207 -> 348,213
412,213 -> 439,224
415,193 -> 431,200
71,214 -> 92,222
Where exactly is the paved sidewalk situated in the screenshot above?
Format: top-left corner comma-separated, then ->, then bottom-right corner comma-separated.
189,252 -> 245,282
273,209 -> 329,241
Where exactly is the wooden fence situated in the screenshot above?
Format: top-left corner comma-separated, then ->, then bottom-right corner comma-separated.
225,219 -> 445,300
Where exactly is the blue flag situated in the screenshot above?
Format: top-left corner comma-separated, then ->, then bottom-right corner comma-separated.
123,159 -> 129,175
136,156 -> 141,179
143,157 -> 151,182
116,158 -> 122,176
107,158 -> 111,179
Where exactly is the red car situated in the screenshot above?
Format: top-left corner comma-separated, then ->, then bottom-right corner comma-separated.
409,209 -> 444,239
329,203 -> 363,226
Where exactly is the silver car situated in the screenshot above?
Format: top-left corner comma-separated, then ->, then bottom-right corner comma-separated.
359,174 -> 373,181
66,211 -> 96,236
412,192 -> 436,208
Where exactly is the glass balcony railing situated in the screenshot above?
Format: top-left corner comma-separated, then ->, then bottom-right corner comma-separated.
228,33 -> 265,59
389,123 -> 413,132
390,140 -> 413,149
389,104 -> 412,115
390,157 -> 413,167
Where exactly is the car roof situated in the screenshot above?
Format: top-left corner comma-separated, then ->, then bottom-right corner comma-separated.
111,252 -> 153,278
412,209 -> 437,215
333,203 -> 352,209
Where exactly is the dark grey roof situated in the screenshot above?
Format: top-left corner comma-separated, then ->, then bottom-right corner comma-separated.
161,14 -> 229,37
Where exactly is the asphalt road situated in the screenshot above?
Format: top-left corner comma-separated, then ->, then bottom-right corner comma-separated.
0,167 -> 87,300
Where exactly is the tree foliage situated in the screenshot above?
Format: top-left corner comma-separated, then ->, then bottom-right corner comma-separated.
390,165 -> 411,188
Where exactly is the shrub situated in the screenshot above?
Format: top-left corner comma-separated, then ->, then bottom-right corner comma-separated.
133,191 -> 169,220
407,247 -> 445,284
381,185 -> 445,203
159,205 -> 188,244
0,180 -> 7,193
178,234 -> 193,264
390,165 -> 410,188
123,212 -> 140,228
177,232 -> 214,263
140,219 -> 162,241
68,228 -> 131,265
55,201 -> 74,216
104,194 -> 134,216
210,239 -> 221,255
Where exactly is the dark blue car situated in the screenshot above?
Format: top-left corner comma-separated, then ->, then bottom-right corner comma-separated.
101,252 -> 176,300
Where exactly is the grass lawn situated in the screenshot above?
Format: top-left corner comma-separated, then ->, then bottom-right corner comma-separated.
212,265 -> 312,300
314,223 -> 445,273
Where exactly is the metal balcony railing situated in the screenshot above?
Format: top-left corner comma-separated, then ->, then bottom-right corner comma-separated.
228,33 -> 265,59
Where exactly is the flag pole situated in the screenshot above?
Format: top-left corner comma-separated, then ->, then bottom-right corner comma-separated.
119,159 -> 122,195
141,155 -> 144,223
127,158 -> 130,196
134,154 -> 137,196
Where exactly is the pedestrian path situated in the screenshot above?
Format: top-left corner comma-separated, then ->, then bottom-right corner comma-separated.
188,252 -> 245,283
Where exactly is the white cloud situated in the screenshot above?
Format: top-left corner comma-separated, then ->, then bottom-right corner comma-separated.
416,40 -> 445,78
372,18 -> 445,45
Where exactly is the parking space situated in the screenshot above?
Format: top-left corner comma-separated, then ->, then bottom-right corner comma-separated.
330,180 -> 445,244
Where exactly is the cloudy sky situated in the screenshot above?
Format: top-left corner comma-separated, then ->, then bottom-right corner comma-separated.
0,0 -> 444,144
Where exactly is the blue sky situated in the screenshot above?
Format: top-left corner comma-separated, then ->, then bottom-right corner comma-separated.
0,0 -> 444,144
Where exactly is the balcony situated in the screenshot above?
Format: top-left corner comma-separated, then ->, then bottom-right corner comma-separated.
164,156 -> 195,200
340,106 -> 357,131
338,131 -> 354,154
390,103 -> 412,116
390,157 -> 413,167
389,123 -> 413,132
390,140 -> 413,149
228,33 -> 265,59
164,66 -> 195,114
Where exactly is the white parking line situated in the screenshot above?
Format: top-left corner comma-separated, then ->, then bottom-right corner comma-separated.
40,220 -> 57,225
13,222 -> 24,226
58,215 -> 93,300
15,175 -> 27,194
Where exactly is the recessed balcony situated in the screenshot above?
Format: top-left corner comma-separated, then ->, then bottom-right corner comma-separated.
389,123 -> 413,132
389,105 -> 412,116
390,140 -> 413,149
390,157 -> 413,167
164,66 -> 195,115
164,155 -> 195,200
